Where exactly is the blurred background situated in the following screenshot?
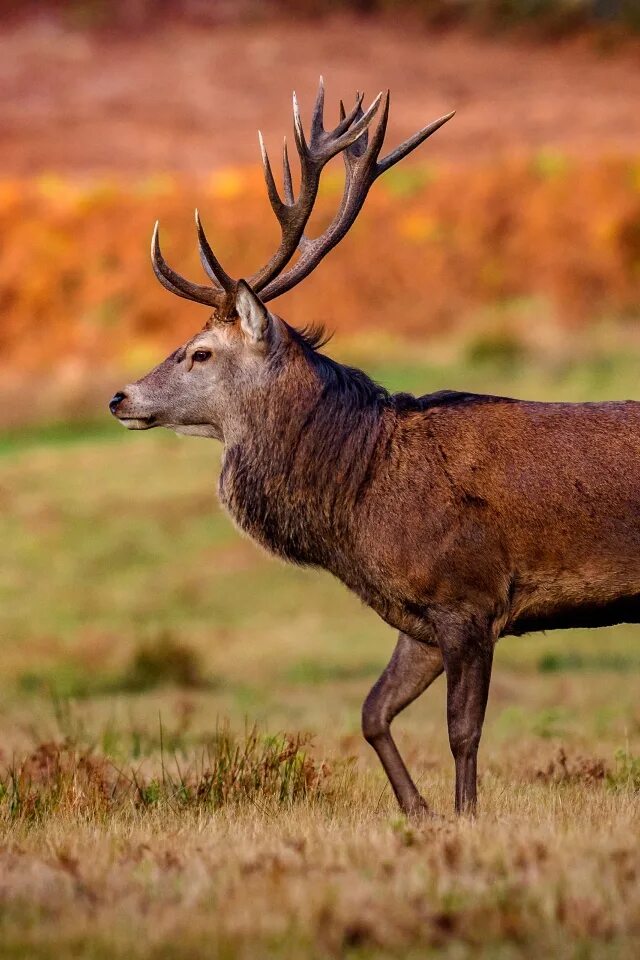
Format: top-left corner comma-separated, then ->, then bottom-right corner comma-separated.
1,0 -> 640,425
0,1 -> 639,762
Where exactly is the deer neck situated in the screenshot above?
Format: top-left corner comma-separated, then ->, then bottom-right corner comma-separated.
218,367 -> 390,570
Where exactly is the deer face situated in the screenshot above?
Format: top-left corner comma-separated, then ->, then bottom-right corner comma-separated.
109,81 -> 453,438
109,282 -> 281,441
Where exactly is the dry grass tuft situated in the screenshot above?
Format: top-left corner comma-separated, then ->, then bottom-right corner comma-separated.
1,728 -> 337,825
0,765 -> 639,958
535,746 -> 608,785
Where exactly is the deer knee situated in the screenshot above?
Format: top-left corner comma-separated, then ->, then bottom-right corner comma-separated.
362,688 -> 389,744
448,722 -> 481,760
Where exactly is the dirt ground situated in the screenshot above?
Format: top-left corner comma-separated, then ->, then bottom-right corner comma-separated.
0,13 -> 639,176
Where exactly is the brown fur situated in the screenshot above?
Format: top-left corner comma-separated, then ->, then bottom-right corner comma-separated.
111,304 -> 640,817
110,79 -> 638,818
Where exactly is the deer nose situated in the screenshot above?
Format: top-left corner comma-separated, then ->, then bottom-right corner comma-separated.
109,391 -> 127,415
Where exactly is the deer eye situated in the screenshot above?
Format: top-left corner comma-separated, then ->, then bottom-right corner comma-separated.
192,350 -> 211,363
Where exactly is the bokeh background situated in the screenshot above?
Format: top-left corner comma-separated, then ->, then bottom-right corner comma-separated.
1,0 -> 640,724
2,0 -> 640,763
1,7 -> 640,955
1,0 -> 640,424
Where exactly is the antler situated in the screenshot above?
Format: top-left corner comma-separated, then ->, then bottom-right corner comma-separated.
249,78 -> 382,293
151,80 -> 454,313
259,92 -> 455,302
151,216 -> 236,310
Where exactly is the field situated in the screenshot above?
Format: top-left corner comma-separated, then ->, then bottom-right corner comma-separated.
1,351 -> 640,959
1,6 -> 640,957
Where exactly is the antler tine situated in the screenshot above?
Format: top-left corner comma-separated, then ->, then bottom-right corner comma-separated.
282,137 -> 315,257
282,138 -> 294,206
378,109 -> 456,175
310,75 -> 325,141
195,210 -> 236,292
259,94 -> 455,303
334,92 -> 365,139
248,87 -> 383,294
292,90 -> 308,157
151,222 -> 225,308
258,131 -> 287,219
341,94 -> 368,161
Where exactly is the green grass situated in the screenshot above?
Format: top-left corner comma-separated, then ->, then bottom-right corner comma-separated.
1,351 -> 639,721
0,418 -> 122,456
0,351 -> 639,958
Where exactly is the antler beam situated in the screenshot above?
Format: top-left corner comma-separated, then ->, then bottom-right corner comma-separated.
259,93 -> 455,303
150,80 -> 454,314
248,79 -> 382,293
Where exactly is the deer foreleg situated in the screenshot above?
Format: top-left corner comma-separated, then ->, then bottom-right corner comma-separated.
442,632 -> 494,815
362,632 -> 443,818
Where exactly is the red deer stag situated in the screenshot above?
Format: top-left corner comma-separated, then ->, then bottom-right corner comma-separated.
110,81 -> 640,817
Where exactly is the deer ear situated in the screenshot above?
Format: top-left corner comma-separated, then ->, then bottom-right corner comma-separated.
235,280 -> 270,345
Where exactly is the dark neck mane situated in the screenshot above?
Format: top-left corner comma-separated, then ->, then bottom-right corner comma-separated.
219,333 -> 394,569
218,328 -> 506,571
291,324 -> 392,412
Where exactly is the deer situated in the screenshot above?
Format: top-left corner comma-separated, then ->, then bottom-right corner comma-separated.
110,80 -> 640,818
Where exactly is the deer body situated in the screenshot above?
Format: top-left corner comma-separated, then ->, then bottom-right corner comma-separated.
110,82 -> 640,816
219,350 -> 640,641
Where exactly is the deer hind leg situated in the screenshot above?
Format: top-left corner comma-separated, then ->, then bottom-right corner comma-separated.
362,631 -> 443,818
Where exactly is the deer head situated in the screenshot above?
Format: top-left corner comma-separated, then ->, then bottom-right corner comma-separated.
109,80 -> 454,440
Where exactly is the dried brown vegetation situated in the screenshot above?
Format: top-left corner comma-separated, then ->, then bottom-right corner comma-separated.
1,431 -> 639,958
3,728 -> 334,820
1,732 -> 640,960
535,746 -> 608,785
1,157 -> 639,382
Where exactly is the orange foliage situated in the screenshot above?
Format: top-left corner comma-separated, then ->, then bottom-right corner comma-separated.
0,158 -> 639,373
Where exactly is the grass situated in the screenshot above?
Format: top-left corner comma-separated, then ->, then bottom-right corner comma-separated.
0,351 -> 640,958
0,419 -> 120,457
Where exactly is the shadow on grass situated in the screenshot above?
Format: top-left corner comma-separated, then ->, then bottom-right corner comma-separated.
284,658 -> 381,685
538,652 -> 640,673
18,633 -> 217,699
